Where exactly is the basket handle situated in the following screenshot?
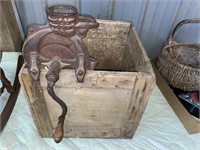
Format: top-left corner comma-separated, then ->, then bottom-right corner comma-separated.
168,18 -> 200,45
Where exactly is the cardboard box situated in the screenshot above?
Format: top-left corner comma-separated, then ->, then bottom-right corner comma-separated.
151,60 -> 200,134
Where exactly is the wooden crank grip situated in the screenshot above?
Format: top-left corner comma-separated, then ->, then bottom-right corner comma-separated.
53,117 -> 65,143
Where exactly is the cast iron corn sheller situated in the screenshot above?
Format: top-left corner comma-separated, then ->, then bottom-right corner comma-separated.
22,5 -> 99,143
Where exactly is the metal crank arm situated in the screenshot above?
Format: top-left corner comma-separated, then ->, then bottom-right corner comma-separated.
45,58 -> 67,143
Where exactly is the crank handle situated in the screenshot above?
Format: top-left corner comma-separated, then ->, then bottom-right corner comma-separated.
45,58 -> 67,143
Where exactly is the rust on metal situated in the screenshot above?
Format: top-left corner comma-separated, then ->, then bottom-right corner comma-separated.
22,5 -> 99,143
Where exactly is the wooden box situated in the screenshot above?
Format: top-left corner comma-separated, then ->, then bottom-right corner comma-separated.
19,20 -> 155,138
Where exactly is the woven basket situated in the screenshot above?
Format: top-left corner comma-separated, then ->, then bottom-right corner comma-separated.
157,18 -> 200,91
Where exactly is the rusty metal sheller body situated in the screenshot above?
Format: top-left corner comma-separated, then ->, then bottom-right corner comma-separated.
22,5 -> 99,143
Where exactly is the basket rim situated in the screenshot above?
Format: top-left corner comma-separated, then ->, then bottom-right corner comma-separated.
158,54 -> 200,72
161,43 -> 200,70
163,42 -> 200,50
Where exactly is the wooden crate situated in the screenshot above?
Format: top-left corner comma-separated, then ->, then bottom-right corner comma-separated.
19,20 -> 155,138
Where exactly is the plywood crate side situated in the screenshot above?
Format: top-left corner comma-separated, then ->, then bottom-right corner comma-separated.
123,27 -> 155,76
83,20 -> 131,70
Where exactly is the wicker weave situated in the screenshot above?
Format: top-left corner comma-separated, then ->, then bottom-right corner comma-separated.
157,19 -> 200,91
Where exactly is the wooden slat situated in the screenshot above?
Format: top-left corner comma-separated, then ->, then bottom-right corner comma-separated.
64,128 -> 121,138
120,76 -> 155,137
20,69 -> 53,137
0,0 -> 22,52
39,69 -> 137,89
0,8 -> 13,51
